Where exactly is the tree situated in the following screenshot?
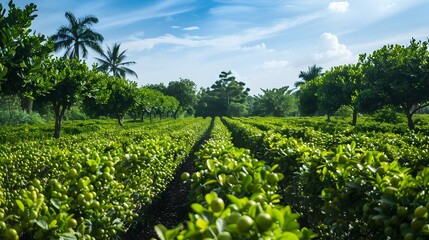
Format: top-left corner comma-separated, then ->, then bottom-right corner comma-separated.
0,1 -> 53,112
253,86 -> 297,116
195,71 -> 250,117
294,64 -> 323,88
104,77 -> 138,126
95,43 -> 138,79
165,78 -> 197,118
33,57 -> 95,138
316,68 -> 349,121
359,39 -> 429,130
51,11 -> 103,59
298,79 -> 319,116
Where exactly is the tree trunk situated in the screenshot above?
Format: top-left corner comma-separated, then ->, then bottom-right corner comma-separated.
173,106 -> 180,119
352,108 -> 358,126
327,114 -> 331,122
140,112 -> 144,122
22,96 -> 33,113
54,105 -> 66,139
150,112 -> 153,122
117,114 -> 124,126
406,111 -> 415,130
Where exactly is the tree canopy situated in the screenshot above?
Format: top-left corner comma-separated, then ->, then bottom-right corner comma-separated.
95,43 -> 138,79
51,11 -> 104,59
253,86 -> 297,117
195,71 -> 249,117
359,39 -> 429,129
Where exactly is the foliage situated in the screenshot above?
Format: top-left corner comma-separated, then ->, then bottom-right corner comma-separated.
298,79 -> 319,116
31,57 -> 96,138
0,118 -> 210,239
165,78 -> 198,117
0,1 -> 53,99
95,43 -> 137,79
156,118 -> 316,240
51,11 -> 103,59
253,86 -> 297,116
359,39 -> 429,130
294,64 -> 323,88
223,117 -> 429,239
195,71 -> 250,117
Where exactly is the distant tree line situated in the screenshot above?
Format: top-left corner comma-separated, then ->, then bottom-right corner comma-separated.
296,39 -> 429,130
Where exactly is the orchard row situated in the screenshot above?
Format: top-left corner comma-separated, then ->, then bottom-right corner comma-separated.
0,118 -> 210,240
222,117 -> 429,240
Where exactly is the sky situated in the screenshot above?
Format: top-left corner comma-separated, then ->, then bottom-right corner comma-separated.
11,0 -> 429,95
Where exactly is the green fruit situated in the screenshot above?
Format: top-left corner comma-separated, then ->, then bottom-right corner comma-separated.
181,172 -> 190,181
397,206 -> 408,217
411,218 -> 425,230
4,228 -> 18,240
414,206 -> 427,218
210,198 -> 225,212
217,232 -> 232,240
267,172 -> 279,185
255,213 -> 273,231
227,212 -> 242,224
384,226 -> 394,237
0,221 -> 6,230
237,215 -> 254,233
404,232 -> 415,240
384,187 -> 398,196
67,218 -> 78,228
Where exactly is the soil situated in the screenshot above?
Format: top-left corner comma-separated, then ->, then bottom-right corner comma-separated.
124,118 -> 214,239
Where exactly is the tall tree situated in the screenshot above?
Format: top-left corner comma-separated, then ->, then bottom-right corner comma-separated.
95,43 -> 138,79
298,79 -> 319,116
32,57 -> 95,138
51,11 -> 103,59
195,71 -> 249,117
294,64 -> 323,88
253,86 -> 297,116
359,39 -> 429,130
165,78 -> 197,118
0,1 -> 53,112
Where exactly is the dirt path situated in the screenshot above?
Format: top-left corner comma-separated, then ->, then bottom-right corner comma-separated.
124,118 -> 214,239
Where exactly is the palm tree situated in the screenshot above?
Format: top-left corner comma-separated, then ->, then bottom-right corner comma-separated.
51,12 -> 104,59
294,64 -> 323,88
95,43 -> 138,79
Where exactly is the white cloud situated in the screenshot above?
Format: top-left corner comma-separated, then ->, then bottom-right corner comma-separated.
329,1 -> 350,12
183,26 -> 199,31
314,32 -> 352,60
242,43 -> 267,51
381,2 -> 397,12
124,14 -> 319,52
170,25 -> 181,29
259,60 -> 289,69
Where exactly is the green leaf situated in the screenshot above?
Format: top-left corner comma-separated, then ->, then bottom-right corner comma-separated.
205,192 -> 217,204
195,219 -> 208,230
35,220 -> 49,230
204,180 -> 217,186
154,224 -> 168,240
15,199 -> 25,212
206,159 -> 215,172
216,218 -> 227,233
49,219 -> 58,229
50,198 -> 61,210
218,173 -> 226,185
59,233 -> 77,240
279,232 -> 300,240
191,203 -> 205,214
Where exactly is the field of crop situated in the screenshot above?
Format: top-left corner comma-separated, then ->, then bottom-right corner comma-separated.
0,116 -> 428,240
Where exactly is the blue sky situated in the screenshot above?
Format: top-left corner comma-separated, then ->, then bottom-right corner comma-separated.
13,0 -> 429,94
